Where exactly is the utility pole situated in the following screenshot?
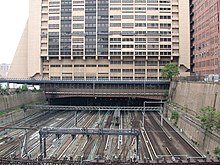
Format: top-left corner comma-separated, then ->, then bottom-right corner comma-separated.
160,99 -> 163,126
142,102 -> 146,127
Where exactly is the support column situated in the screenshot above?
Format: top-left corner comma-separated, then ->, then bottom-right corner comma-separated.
136,135 -> 139,160
6,82 -> 9,89
39,133 -> 43,159
143,101 -> 146,127
43,137 -> 47,158
75,111 -> 77,127
160,100 -> 163,126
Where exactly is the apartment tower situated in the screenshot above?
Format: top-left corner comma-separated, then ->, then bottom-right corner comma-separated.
190,0 -> 220,75
8,0 -> 190,80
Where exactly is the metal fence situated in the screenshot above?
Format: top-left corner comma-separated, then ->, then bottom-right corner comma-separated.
174,75 -> 219,83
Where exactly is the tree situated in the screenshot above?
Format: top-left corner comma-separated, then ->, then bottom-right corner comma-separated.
197,106 -> 219,149
21,84 -> 28,91
214,111 -> 220,130
161,63 -> 179,80
214,147 -> 220,158
198,106 -> 217,131
171,111 -> 179,125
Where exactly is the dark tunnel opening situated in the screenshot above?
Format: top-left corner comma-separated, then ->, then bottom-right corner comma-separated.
48,97 -> 161,106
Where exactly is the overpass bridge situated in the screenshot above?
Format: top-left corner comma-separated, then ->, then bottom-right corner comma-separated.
0,79 -> 170,100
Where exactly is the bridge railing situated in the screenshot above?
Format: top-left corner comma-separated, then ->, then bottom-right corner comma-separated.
1,78 -> 170,84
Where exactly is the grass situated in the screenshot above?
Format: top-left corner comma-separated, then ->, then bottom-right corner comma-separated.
0,111 -> 5,116
0,107 -> 23,117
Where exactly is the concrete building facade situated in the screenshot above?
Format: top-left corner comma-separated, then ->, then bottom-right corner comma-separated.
0,63 -> 10,78
8,0 -> 190,80
190,0 -> 220,75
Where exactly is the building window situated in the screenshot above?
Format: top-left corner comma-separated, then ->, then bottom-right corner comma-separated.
135,69 -> 145,73
98,64 -> 109,67
62,65 -> 72,67
160,45 -> 171,49
110,69 -> 121,72
147,61 -> 158,66
50,76 -> 60,80
123,69 -> 133,72
86,65 -> 97,67
49,24 -> 59,29
50,65 -> 61,67
74,65 -> 84,67
135,61 -> 145,66
110,61 -> 121,64
110,23 -> 121,27
62,76 -> 72,80
49,16 -> 59,20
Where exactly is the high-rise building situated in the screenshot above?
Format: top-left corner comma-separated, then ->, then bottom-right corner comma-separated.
8,0 -> 190,80
190,0 -> 220,75
0,63 -> 10,78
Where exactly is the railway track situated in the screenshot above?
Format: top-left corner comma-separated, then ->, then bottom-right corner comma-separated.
96,111 -> 112,159
144,112 -> 203,161
53,111 -> 101,160
0,110 -> 205,163
153,113 -> 202,159
0,111 -> 63,158
148,112 -> 180,159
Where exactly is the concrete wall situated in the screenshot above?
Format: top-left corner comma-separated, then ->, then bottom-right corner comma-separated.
167,81 -> 220,157
171,81 -> 220,114
0,91 -> 45,111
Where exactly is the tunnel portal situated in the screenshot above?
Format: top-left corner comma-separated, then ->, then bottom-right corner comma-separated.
48,97 -> 161,107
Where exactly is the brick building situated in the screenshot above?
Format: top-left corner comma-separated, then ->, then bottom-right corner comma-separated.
191,0 -> 220,75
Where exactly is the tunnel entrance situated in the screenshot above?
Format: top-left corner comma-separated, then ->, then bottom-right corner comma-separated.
48,97 -> 157,106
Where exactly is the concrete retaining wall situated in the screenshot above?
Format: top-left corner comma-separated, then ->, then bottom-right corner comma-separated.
0,91 -> 45,111
167,81 -> 220,157
171,81 -> 220,114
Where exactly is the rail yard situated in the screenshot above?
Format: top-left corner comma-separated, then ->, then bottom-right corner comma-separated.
0,106 -> 217,164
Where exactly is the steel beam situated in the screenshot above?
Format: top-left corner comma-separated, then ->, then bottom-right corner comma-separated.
39,127 -> 140,159
28,105 -> 162,112
39,127 -> 140,136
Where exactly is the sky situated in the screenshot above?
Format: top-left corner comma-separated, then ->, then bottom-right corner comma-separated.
0,1 -> 29,64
